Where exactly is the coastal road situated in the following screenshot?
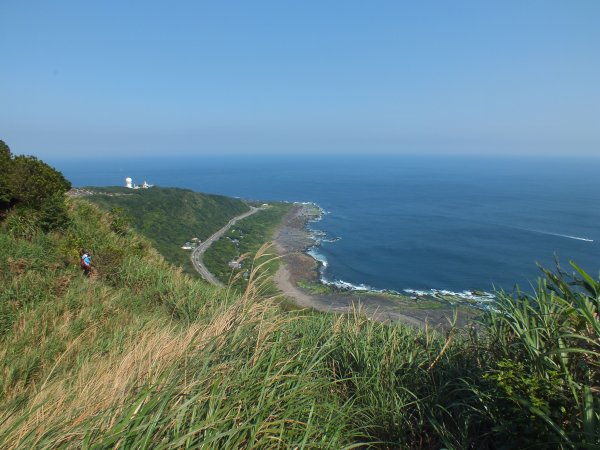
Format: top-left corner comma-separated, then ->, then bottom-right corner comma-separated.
191,206 -> 261,286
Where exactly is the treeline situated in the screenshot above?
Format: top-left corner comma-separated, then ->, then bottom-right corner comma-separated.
0,140 -> 71,235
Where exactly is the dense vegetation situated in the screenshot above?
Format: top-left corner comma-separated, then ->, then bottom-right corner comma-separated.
85,186 -> 249,273
0,149 -> 598,448
0,140 -> 71,235
203,202 -> 292,290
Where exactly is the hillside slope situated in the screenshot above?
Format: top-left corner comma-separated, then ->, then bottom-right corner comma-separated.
83,186 -> 249,273
1,197 -> 598,448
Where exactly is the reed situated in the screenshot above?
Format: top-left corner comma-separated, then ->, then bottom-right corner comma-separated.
1,199 -> 598,448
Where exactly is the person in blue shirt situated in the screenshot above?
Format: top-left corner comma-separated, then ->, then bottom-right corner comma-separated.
80,249 -> 92,277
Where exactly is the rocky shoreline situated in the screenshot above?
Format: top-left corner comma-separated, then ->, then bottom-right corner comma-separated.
273,203 -> 478,329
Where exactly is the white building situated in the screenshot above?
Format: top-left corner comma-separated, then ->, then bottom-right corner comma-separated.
125,177 -> 154,189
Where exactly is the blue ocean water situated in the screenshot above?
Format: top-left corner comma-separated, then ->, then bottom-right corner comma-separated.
53,154 -> 600,294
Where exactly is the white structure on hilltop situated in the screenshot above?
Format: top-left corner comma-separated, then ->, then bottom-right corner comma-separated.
125,177 -> 154,189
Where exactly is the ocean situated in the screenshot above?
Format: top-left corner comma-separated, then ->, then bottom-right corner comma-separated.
54,154 -> 600,296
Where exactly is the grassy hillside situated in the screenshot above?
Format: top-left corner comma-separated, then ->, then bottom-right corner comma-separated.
84,186 -> 249,274
203,202 -> 292,290
1,196 -> 599,448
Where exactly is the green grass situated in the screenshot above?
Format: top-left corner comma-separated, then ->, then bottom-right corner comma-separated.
296,279 -> 335,295
85,186 -> 249,274
1,197 -> 599,448
203,202 -> 292,292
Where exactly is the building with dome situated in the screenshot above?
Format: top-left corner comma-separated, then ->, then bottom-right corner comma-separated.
125,177 -> 154,189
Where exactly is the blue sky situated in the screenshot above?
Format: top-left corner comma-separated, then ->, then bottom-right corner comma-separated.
1,1 -> 599,157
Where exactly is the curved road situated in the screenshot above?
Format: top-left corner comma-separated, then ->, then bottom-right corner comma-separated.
191,206 -> 261,286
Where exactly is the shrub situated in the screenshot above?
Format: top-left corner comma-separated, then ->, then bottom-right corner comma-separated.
108,206 -> 131,236
2,207 -> 40,240
6,155 -> 70,208
0,140 -> 71,233
0,140 -> 11,210
482,262 -> 600,446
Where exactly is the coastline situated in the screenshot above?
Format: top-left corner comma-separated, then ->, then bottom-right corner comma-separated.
273,203 -> 477,328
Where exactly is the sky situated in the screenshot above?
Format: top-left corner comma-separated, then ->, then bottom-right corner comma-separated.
1,1 -> 599,158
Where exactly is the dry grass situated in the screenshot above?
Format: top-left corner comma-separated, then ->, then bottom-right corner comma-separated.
1,260 -> 288,449
2,202 -> 599,448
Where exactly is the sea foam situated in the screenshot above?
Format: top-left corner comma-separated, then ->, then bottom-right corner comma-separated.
520,228 -> 594,242
304,202 -> 497,307
404,288 -> 496,304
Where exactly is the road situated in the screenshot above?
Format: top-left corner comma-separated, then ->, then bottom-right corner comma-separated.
191,206 -> 261,286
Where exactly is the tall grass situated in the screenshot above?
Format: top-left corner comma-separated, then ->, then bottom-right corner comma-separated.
1,198 -> 598,448
0,244 -> 359,448
483,262 -> 600,447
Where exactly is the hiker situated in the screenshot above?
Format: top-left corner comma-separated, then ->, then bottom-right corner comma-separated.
80,249 -> 92,277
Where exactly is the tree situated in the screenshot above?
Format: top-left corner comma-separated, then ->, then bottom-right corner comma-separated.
0,140 -> 12,209
8,155 -> 71,206
0,140 -> 72,233
38,193 -> 71,231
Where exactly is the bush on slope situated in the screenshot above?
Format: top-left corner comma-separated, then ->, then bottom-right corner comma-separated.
0,140 -> 71,234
